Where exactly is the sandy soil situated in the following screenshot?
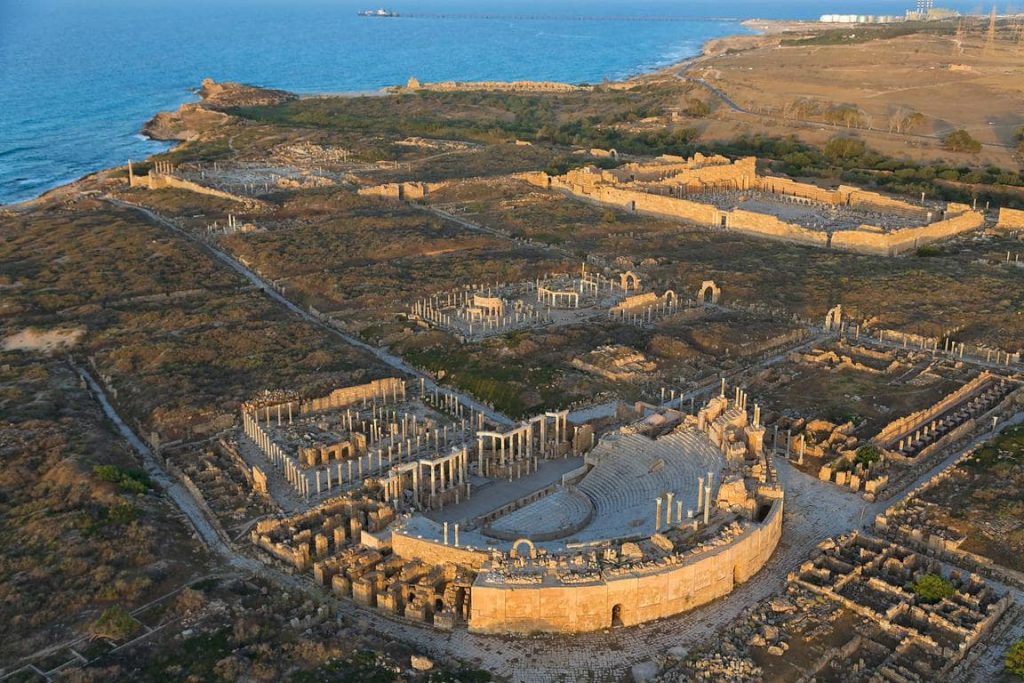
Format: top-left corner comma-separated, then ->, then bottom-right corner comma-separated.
2,327 -> 84,353
683,28 -> 1024,166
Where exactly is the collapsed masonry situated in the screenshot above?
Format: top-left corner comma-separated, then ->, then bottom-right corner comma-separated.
790,532 -> 1010,680
519,153 -> 986,255
812,373 -> 1019,499
241,378 -> 485,503
127,160 -> 257,206
409,264 -> 714,340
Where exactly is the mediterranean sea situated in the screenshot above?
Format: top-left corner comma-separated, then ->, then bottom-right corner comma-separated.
0,0 -> 977,204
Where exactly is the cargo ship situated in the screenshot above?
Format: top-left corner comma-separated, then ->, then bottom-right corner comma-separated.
358,8 -> 399,17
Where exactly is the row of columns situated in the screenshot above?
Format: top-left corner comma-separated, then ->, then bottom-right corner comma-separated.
653,472 -> 715,532
380,447 -> 471,510
537,286 -> 579,308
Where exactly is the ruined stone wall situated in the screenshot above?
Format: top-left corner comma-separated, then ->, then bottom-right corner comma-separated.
755,176 -> 840,204
358,181 -> 446,200
555,176 -> 827,246
516,171 -> 552,189
391,529 -> 490,570
831,210 -> 985,255
469,497 -> 783,634
301,378 -> 405,415
610,291 -> 660,314
130,172 -> 251,204
725,208 -> 830,247
656,157 -> 756,191
873,372 -> 995,448
406,80 -> 584,93
840,186 -> 928,217
590,184 -> 720,223
998,207 -> 1024,230
610,154 -> 742,185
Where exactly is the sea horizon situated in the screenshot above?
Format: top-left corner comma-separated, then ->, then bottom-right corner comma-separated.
0,0 -> 986,205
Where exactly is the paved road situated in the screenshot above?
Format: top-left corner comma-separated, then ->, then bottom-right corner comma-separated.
103,197 -> 514,428
74,362 -> 241,565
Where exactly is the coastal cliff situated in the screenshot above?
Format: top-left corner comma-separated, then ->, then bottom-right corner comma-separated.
142,78 -> 297,142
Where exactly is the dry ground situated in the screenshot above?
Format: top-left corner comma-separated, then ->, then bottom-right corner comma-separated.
690,29 -> 1024,167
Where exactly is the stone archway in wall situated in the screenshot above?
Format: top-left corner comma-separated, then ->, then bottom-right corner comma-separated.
824,304 -> 842,332
664,290 -> 677,304
698,280 -> 720,305
608,148 -> 619,161
510,538 -> 537,560
620,271 -> 641,292
611,603 -> 624,628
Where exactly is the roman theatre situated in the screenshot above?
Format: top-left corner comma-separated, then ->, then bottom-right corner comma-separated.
247,378 -> 784,635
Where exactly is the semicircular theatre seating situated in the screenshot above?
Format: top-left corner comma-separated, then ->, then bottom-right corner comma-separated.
572,429 -> 725,541
481,428 -> 726,545
487,489 -> 593,539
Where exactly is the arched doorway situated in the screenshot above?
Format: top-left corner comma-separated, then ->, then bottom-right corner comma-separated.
510,538 -> 537,559
698,280 -> 720,305
611,604 -> 624,627
824,304 -> 842,332
620,271 -> 641,292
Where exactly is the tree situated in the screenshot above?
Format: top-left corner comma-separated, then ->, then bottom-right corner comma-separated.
942,129 -> 982,154
854,445 -> 881,467
685,98 -> 711,118
824,137 -> 867,162
1007,639 -> 1024,679
910,574 -> 956,604
824,104 -> 866,129
887,107 -> 927,134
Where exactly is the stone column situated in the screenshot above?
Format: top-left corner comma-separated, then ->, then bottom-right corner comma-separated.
704,482 -> 712,525
665,492 -> 674,526
655,497 -> 663,532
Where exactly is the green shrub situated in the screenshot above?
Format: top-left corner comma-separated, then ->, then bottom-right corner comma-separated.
942,129 -> 982,153
1007,639 -> 1024,678
89,605 -> 140,641
824,137 -> 867,161
910,574 -> 955,603
93,464 -> 152,494
854,445 -> 881,467
915,244 -> 942,257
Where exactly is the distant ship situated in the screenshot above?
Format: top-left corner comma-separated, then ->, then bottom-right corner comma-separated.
358,8 -> 399,17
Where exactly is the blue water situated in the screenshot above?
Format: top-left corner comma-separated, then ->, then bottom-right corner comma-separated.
0,0 -> 979,204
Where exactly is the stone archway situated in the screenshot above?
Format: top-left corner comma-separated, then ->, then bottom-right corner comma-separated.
698,280 -> 720,305
824,304 -> 842,332
611,603 -> 624,627
664,290 -> 677,304
608,148 -> 619,161
510,537 -> 537,560
620,271 -> 641,292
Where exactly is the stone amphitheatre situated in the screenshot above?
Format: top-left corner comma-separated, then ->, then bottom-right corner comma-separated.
245,373 -> 782,634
